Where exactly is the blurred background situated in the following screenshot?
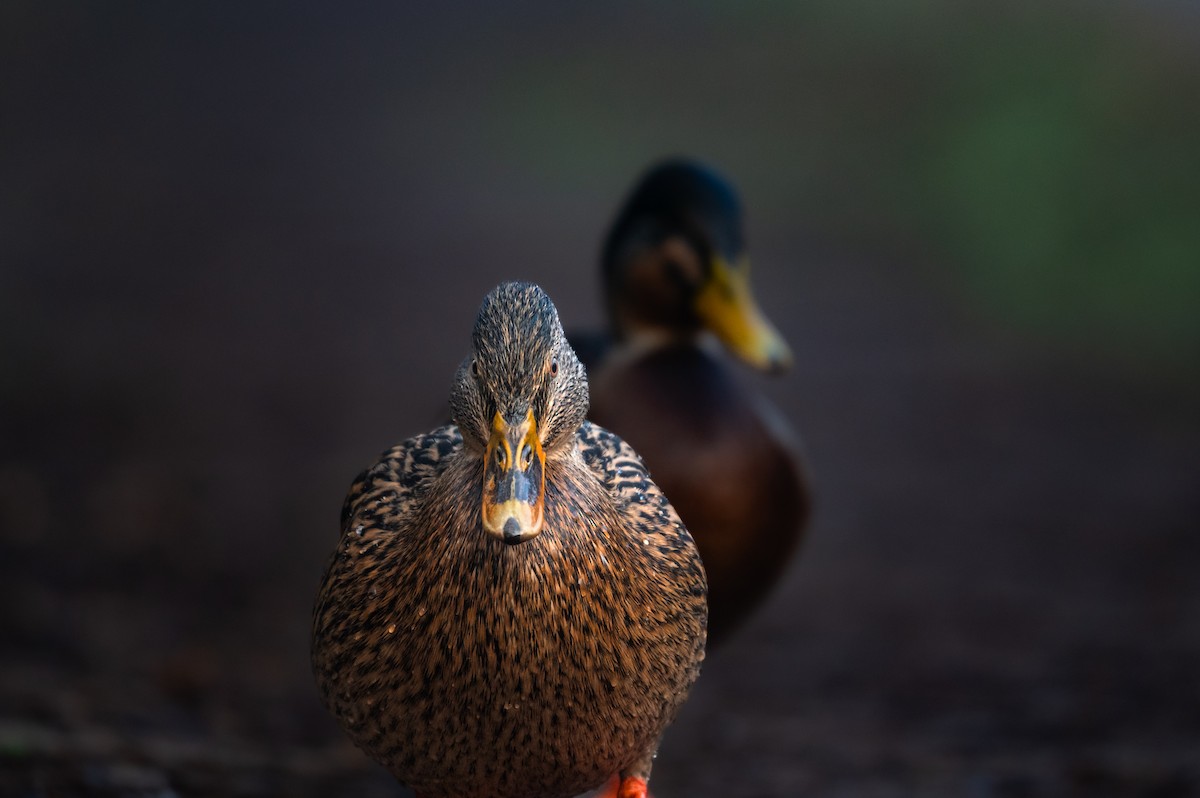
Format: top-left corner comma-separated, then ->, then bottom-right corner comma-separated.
2,2 -> 1198,796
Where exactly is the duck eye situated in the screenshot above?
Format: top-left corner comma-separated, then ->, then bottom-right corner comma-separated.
550,359 -> 558,376
471,359 -> 479,377
521,444 -> 534,467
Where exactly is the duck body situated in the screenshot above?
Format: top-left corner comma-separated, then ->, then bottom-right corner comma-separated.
580,158 -> 811,646
588,342 -> 808,643
312,282 -> 706,798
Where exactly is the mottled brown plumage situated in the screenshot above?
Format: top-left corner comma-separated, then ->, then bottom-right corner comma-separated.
312,282 -> 707,798
579,160 -> 811,646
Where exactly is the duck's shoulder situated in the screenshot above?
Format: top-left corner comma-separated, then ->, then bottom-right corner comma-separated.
340,424 -> 462,533
574,421 -> 695,550
576,420 -> 647,494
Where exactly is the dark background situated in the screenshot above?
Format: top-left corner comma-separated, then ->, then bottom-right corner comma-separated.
2,3 -> 1198,796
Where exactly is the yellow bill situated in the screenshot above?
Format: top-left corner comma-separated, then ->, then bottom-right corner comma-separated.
482,409 -> 545,545
693,257 -> 792,373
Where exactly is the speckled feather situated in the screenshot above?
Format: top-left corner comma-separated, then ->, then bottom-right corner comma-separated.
313,417 -> 706,797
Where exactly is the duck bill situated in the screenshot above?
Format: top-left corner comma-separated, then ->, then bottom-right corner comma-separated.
482,409 -> 546,545
693,257 -> 793,373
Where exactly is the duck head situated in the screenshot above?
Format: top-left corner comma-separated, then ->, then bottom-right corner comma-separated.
450,282 -> 589,545
602,159 -> 792,373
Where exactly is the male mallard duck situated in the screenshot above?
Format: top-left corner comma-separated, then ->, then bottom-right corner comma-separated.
312,282 -> 707,798
577,159 -> 810,646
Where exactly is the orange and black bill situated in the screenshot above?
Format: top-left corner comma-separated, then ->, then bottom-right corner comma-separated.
482,409 -> 545,545
693,256 -> 793,373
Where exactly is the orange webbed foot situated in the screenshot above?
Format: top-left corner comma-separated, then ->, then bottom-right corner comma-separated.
618,776 -> 650,798
588,774 -> 652,798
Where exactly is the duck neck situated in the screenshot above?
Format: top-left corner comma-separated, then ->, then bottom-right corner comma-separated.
610,313 -> 702,356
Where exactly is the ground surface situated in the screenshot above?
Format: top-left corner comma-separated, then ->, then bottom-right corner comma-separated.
2,4 -> 1198,797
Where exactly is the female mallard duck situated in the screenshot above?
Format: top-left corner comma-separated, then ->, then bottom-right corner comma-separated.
577,159 -> 811,646
312,281 -> 707,798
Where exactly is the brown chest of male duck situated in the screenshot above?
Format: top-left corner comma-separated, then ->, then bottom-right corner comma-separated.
588,340 -> 807,643
312,282 -> 707,798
